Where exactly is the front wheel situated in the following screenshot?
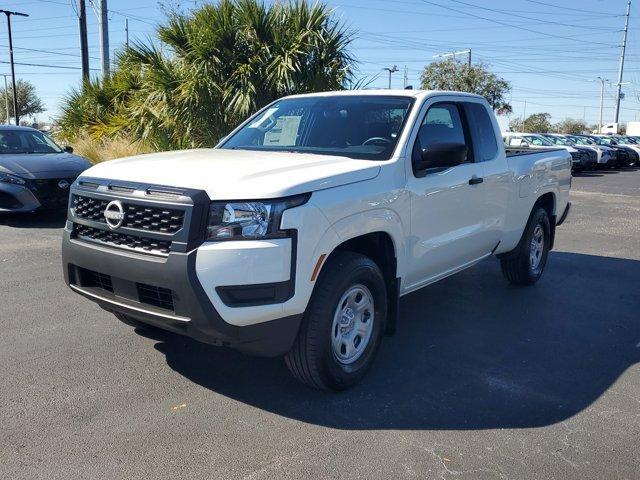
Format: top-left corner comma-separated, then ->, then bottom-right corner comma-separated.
285,251 -> 387,391
500,207 -> 551,286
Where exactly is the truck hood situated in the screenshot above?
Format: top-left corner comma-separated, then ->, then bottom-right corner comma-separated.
81,148 -> 382,199
0,152 -> 92,179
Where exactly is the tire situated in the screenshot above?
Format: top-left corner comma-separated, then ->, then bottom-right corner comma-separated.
113,312 -> 156,331
285,251 -> 387,391
500,207 -> 551,286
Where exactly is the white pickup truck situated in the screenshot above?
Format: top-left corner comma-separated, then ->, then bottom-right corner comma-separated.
62,90 -> 571,390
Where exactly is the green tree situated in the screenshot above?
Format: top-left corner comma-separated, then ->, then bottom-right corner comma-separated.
59,0 -> 355,150
0,79 -> 45,122
420,59 -> 512,115
509,112 -> 552,133
555,118 -> 587,134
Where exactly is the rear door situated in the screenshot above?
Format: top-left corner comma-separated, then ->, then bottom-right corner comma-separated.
404,98 -> 495,291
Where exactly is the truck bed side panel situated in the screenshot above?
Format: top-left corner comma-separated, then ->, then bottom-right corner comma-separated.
496,150 -> 571,254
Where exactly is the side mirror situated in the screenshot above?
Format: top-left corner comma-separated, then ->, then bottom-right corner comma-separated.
63,145 -> 74,153
416,142 -> 467,171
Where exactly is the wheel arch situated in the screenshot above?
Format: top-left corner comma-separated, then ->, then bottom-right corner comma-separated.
317,230 -> 401,336
533,191 -> 557,249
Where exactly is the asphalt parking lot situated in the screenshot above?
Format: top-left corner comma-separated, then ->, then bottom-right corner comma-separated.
1,169 -> 639,480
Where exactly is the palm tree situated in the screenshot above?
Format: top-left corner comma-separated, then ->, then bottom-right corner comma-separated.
59,0 -> 355,150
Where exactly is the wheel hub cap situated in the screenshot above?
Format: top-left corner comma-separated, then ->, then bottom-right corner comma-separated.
331,284 -> 375,365
529,224 -> 544,271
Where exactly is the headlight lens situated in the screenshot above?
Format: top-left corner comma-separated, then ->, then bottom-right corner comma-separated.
0,171 -> 26,185
206,194 -> 309,240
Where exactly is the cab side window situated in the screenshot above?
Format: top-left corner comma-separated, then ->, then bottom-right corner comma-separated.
464,102 -> 499,161
412,102 -> 473,175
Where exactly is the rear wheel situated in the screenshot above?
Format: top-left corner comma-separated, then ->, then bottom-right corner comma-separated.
500,207 -> 551,286
285,251 -> 387,391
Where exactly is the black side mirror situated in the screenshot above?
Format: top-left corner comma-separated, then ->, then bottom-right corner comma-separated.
63,145 -> 74,153
416,142 -> 467,171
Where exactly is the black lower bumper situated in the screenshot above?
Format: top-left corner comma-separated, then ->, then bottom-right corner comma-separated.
62,228 -> 302,357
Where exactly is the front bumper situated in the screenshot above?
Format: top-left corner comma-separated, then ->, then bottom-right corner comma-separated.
62,228 -> 302,356
0,177 -> 75,213
0,182 -> 40,213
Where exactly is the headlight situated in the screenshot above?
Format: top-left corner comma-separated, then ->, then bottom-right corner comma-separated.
206,194 -> 309,240
0,171 -> 26,185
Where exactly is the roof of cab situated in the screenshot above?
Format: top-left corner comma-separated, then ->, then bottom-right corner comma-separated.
283,89 -> 486,101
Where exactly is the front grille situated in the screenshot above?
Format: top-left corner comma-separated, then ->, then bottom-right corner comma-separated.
72,195 -> 108,221
28,178 -> 74,209
74,224 -> 172,255
73,194 -> 185,233
136,283 -> 175,311
78,267 -> 114,293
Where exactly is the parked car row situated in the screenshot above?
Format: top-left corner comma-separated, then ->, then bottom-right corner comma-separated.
502,132 -> 639,172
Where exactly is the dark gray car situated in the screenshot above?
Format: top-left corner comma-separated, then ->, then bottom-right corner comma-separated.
0,126 -> 91,213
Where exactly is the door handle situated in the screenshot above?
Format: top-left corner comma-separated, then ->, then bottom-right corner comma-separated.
469,176 -> 484,185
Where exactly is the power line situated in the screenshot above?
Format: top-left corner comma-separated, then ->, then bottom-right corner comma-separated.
524,0 -> 621,16
418,0 -> 618,46
0,60 -> 99,70
447,0 -> 617,31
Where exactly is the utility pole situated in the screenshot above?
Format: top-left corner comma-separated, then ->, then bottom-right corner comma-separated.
78,0 -> 90,81
403,65 -> 408,88
596,77 -> 609,134
99,0 -> 110,77
125,18 -> 129,47
0,9 -> 28,126
383,65 -> 398,89
614,1 -> 631,126
522,100 -> 527,127
3,75 -> 9,124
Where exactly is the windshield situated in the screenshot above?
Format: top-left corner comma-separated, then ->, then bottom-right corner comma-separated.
524,135 -> 554,146
220,96 -> 414,160
622,136 -> 637,144
595,136 -> 616,146
571,136 -> 592,145
547,136 -> 571,146
0,129 -> 63,154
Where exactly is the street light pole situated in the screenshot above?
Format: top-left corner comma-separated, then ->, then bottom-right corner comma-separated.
596,77 -> 609,134
0,9 -> 28,126
382,65 -> 399,89
433,49 -> 472,67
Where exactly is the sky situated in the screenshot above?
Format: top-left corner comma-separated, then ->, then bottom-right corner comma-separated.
1,0 -> 639,131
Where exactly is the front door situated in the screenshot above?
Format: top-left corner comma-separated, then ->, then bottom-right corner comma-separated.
404,101 -> 493,291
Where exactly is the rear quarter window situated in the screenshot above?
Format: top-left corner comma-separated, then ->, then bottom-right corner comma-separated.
465,102 -> 499,161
